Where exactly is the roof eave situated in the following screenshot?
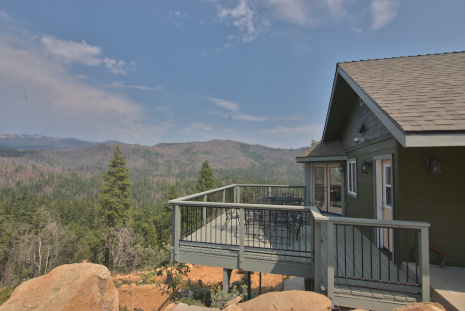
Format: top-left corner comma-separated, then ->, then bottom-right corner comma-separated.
296,155 -> 347,163
405,133 -> 465,147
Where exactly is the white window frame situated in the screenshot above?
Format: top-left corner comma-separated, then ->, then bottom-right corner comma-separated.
384,164 -> 392,208
347,159 -> 357,197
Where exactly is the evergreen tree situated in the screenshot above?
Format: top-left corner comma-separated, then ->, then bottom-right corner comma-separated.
98,146 -> 131,268
195,161 -> 216,193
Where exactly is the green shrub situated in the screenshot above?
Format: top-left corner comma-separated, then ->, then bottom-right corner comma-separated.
0,287 -> 14,306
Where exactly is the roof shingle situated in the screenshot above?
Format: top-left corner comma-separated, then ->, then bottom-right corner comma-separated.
339,52 -> 465,133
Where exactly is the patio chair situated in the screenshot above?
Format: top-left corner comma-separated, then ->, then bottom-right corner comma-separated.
221,208 -> 239,231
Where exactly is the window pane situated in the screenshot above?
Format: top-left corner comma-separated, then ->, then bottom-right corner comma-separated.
385,166 -> 391,185
386,187 -> 392,206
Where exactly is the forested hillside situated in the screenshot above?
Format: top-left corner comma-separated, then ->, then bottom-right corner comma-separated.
0,139 -> 306,287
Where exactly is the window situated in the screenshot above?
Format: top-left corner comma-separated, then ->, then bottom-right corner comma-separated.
384,164 -> 392,208
347,159 -> 357,196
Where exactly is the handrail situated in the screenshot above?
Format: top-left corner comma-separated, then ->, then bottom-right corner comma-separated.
172,201 -> 310,211
169,184 -> 236,203
169,184 -> 305,203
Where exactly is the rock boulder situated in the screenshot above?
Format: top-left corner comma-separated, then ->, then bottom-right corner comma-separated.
0,263 -> 118,311
395,302 -> 446,311
237,290 -> 332,311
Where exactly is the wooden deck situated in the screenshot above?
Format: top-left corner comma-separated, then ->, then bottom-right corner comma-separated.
170,184 -> 430,311
178,209 -> 313,277
177,210 -> 421,309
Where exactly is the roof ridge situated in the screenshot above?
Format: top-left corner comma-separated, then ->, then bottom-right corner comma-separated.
337,51 -> 465,65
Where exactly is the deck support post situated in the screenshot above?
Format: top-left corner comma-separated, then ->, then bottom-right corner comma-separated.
314,221 -> 322,293
419,227 -> 430,302
173,204 -> 180,262
223,268 -> 232,296
239,207 -> 245,270
326,222 -> 335,301
203,195 -> 207,242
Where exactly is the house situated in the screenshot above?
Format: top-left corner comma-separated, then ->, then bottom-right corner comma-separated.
297,51 -> 465,269
170,52 -> 465,310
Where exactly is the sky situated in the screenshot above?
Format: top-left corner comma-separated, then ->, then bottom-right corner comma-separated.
0,1 -> 464,149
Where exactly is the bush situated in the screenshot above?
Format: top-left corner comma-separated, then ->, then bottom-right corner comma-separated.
0,287 -> 14,306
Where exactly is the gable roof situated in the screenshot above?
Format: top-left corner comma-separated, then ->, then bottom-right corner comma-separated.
324,52 -> 465,147
296,140 -> 346,163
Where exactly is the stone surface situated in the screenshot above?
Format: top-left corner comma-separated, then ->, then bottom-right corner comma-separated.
237,290 -> 332,311
395,302 -> 446,311
0,263 -> 118,311
224,296 -> 243,307
168,303 -> 219,311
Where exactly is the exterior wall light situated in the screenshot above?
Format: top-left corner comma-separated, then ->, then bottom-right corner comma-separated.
361,160 -> 371,174
339,163 -> 345,173
354,137 -> 365,143
428,157 -> 442,176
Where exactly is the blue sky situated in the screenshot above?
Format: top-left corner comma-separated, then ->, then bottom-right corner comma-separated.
0,0 -> 464,148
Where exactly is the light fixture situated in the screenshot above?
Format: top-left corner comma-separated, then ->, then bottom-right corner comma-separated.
354,137 -> 365,143
428,157 -> 442,176
339,163 -> 345,173
361,160 -> 371,174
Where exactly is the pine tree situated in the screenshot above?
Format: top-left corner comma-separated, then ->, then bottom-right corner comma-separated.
98,146 -> 131,268
196,161 -> 216,193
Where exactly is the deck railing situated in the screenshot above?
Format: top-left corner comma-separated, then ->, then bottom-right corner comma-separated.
310,206 -> 430,304
170,184 -> 311,271
170,184 -> 431,308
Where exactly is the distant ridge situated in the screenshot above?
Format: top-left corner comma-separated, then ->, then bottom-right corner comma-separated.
0,133 -> 127,150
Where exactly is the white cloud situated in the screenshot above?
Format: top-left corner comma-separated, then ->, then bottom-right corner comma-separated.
233,113 -> 266,121
41,36 -> 129,74
0,33 -> 165,145
205,97 -> 240,111
216,0 -> 268,43
257,123 -> 323,137
107,81 -> 163,91
178,122 -> 214,133
168,10 -> 189,26
212,0 -> 393,46
370,0 -> 399,30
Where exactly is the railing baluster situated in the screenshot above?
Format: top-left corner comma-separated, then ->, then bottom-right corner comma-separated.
419,227 -> 430,302
361,226 -> 364,279
239,207 -> 245,270
326,221 -> 335,301
352,225 -> 355,278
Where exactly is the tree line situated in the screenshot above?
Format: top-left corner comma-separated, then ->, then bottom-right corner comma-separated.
0,147 -> 221,287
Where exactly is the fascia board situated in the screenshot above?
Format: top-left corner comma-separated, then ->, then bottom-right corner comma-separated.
322,65 -> 342,141
405,134 -> 465,147
296,155 -> 347,163
337,67 -> 408,147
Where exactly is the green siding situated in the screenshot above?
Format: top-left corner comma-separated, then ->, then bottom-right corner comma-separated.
345,137 -> 396,219
397,144 -> 465,267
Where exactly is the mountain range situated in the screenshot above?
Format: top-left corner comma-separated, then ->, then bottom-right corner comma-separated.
0,133 -> 125,150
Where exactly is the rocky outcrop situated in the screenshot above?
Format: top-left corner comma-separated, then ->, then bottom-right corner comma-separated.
235,290 -> 332,311
395,302 -> 446,311
0,263 -> 118,311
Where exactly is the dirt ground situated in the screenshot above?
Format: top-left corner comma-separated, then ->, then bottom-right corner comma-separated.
114,265 -> 286,311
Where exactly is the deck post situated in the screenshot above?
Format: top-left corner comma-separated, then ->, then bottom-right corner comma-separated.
326,221 -> 335,301
174,204 -> 180,262
223,268 -> 232,295
236,186 -> 241,203
222,189 -> 226,203
203,195 -> 207,242
239,207 -> 245,270
419,227 -> 430,302
314,221 -> 322,293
